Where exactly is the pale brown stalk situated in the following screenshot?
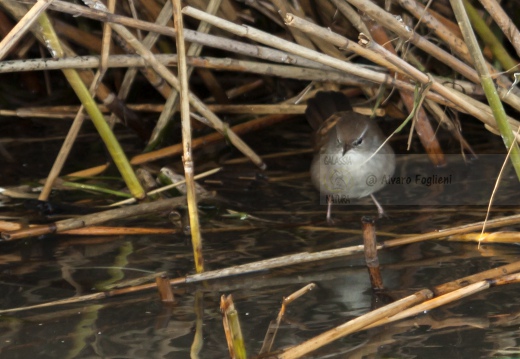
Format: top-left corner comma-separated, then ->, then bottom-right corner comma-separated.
172,0 -> 204,273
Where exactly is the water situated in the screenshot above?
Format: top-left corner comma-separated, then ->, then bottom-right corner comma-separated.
2,120 -> 520,358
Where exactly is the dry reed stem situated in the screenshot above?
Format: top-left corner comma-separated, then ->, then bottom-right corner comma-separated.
259,283 -> 317,354
3,257 -> 520,316
1,197 -> 188,241
0,0 -> 142,126
278,265 -> 520,357
0,0 -> 54,60
182,6 -> 453,108
358,35 -> 520,137
0,1 -> 152,180
182,5 -> 398,80
66,164 -> 109,178
398,0 -> 471,65
0,221 -> 259,235
111,22 -> 173,100
285,13 -> 520,138
0,4 -> 516,352
34,113 -> 289,176
362,217 -> 383,290
40,0 -> 329,70
173,0 -> 204,274
37,111 -> 88,200
346,0 -> 477,81
275,0 -> 347,59
110,167 -> 220,206
129,114 -> 290,165
149,0 -> 223,147
195,63 -> 229,104
242,0 -> 283,27
291,7 -> 405,73
362,11 -> 445,165
57,226 -> 179,235
442,86 -> 520,140
93,0 -> 115,115
213,79 -> 263,100
370,281 -> 490,328
38,0 -> 115,201
478,0 -> 520,59
52,19 -> 108,53
437,261 -> 520,295
183,212 -> 520,283
361,270 -> 520,331
450,0 -> 520,180
270,0 -> 315,50
37,10 -> 145,198
190,291 -> 204,358
278,289 -> 433,358
1,103 -> 381,117
221,294 -> 247,359
447,231 -> 520,243
329,0 -> 370,37
115,0 -> 171,119
156,275 -> 175,303
0,53 -> 484,96
345,0 -> 520,112
79,0 -> 264,169
464,0 -> 517,72
0,54 -> 375,87
99,0 -> 114,77
424,99 -> 475,154
400,0 -> 519,113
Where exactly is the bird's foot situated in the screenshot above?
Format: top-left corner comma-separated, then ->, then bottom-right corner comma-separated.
370,194 -> 388,219
326,195 -> 335,224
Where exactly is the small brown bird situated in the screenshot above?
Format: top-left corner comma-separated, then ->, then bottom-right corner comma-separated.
305,91 -> 395,220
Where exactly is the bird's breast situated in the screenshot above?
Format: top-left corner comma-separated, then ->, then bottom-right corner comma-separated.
310,146 -> 395,199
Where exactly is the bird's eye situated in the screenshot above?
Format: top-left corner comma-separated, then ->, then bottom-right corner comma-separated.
352,137 -> 363,147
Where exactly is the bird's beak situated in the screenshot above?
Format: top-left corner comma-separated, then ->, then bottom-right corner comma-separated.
342,144 -> 351,156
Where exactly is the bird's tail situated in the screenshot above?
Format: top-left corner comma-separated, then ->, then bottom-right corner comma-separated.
305,91 -> 353,130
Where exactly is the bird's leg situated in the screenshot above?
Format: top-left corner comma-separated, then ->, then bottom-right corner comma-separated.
326,195 -> 334,224
370,194 -> 385,218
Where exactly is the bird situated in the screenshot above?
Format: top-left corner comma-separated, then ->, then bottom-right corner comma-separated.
305,91 -> 395,221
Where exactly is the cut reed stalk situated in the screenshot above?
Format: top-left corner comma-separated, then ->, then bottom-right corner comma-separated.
155,275 -> 175,303
362,216 -> 383,290
221,294 -> 247,359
